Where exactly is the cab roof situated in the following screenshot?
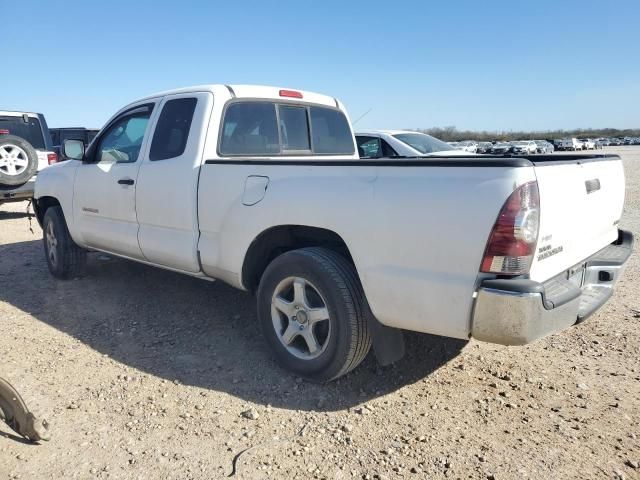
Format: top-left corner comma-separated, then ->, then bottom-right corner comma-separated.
135,84 -> 341,109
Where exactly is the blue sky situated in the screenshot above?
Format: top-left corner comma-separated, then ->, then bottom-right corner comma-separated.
4,0 -> 639,131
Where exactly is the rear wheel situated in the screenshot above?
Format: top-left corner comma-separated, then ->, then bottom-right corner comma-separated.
257,247 -> 371,382
43,206 -> 86,279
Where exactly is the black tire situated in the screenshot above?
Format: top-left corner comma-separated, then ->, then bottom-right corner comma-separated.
43,206 -> 86,279
0,135 -> 39,186
257,247 -> 372,382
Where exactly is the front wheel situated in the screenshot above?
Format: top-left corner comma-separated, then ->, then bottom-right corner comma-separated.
43,206 -> 87,279
257,247 -> 372,382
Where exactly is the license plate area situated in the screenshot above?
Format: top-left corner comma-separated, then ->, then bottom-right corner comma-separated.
567,264 -> 585,288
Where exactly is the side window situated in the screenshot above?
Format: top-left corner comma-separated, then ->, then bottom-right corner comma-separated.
381,139 -> 398,157
309,107 -> 354,154
356,136 -> 381,157
278,106 -> 310,151
96,114 -> 150,164
220,102 -> 279,155
149,98 -> 197,161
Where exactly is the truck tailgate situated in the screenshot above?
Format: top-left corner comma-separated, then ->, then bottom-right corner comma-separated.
529,155 -> 625,282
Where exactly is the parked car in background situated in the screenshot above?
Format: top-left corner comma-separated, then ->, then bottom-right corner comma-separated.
534,140 -> 554,154
511,141 -> 537,155
597,138 -> 610,147
356,130 -> 467,157
557,138 -> 582,151
490,142 -> 512,154
476,142 -> 494,154
1,110 -> 57,206
50,128 -> 99,161
457,141 -> 478,153
579,138 -> 596,150
33,83 -> 632,382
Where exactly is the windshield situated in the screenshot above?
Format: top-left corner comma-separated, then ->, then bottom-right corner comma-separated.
513,141 -> 528,146
393,133 -> 454,154
0,115 -> 45,149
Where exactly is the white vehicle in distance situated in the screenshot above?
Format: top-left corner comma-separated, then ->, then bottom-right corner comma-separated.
34,84 -> 633,382
579,138 -> 596,150
534,140 -> 554,154
457,141 -> 478,153
511,141 -> 538,155
355,130 -> 468,157
557,138 -> 582,151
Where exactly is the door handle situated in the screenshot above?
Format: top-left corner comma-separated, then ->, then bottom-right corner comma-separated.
118,178 -> 135,185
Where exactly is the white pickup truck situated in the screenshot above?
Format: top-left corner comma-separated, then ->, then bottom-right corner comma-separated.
34,85 -> 633,382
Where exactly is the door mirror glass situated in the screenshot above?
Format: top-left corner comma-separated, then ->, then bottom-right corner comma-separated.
63,139 -> 85,160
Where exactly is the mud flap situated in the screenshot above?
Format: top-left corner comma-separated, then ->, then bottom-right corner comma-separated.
0,377 -> 50,442
368,316 -> 405,366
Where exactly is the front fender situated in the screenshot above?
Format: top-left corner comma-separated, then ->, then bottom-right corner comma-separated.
34,161 -> 79,237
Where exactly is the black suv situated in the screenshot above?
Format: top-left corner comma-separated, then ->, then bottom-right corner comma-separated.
50,128 -> 99,160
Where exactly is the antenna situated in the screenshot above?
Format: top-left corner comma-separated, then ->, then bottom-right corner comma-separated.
352,108 -> 372,126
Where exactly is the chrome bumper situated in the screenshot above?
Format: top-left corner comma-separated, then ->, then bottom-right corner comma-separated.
471,229 -> 634,345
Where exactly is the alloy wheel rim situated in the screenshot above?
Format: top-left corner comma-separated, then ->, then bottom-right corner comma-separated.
271,276 -> 331,360
0,145 -> 29,176
46,221 -> 58,267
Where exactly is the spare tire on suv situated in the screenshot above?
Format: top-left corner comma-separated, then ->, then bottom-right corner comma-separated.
0,135 -> 39,186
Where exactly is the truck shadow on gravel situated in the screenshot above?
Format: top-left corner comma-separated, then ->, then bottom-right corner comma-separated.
0,239 -> 467,412
0,210 -> 32,220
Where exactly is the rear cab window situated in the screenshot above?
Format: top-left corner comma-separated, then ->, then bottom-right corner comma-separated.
150,97 -> 198,161
0,115 -> 45,150
219,101 -> 354,156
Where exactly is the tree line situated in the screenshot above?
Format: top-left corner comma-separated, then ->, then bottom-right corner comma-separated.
415,126 -> 640,142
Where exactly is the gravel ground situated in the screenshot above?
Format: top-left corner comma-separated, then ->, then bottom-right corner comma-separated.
0,147 -> 638,480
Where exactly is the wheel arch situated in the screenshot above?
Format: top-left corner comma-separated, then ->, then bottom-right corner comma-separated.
241,225 -> 356,292
34,196 -> 62,227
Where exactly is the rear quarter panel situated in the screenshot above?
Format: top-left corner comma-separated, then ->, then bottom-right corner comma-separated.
198,162 -> 535,339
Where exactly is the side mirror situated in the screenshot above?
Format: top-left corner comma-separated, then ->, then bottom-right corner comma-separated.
63,139 -> 85,161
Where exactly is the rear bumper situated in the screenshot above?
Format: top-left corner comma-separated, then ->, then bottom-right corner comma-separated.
471,229 -> 634,345
0,178 -> 35,203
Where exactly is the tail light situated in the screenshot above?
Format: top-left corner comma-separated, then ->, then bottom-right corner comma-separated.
47,153 -> 58,165
481,181 -> 540,275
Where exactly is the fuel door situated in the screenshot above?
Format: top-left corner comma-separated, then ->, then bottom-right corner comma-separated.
242,175 -> 269,206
